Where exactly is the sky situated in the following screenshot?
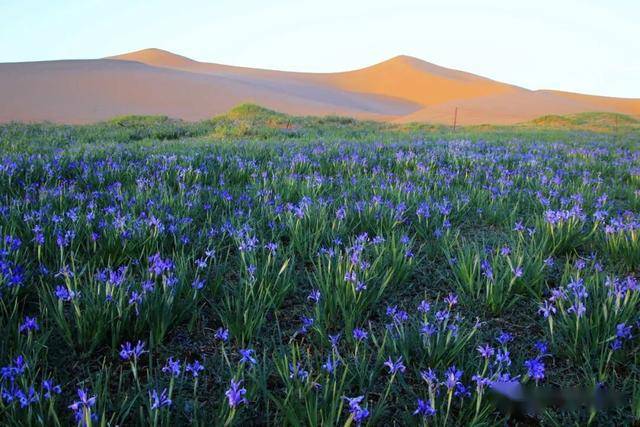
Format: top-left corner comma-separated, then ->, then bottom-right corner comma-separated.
1,0 -> 638,98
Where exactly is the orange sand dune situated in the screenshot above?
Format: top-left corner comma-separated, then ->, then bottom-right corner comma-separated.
1,48 -> 638,125
395,90 -> 640,125
539,90 -> 640,117
394,91 -> 605,125
0,58 -> 417,124
321,55 -> 520,106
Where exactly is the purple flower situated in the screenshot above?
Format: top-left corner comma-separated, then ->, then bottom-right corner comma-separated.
472,374 -> 491,390
352,328 -> 368,342
298,316 -> 314,334
524,358 -> 545,382
343,396 -> 369,425
12,387 -> 39,408
535,341 -> 549,355
417,300 -> 431,313
481,259 -> 494,281
307,289 -> 321,303
42,380 -> 62,399
247,264 -> 257,278
148,253 -> 173,276
34,229 -> 45,245
416,202 -> 431,219
1,383 -> 19,403
33,233 -> 45,246
191,278 -> 205,290
1,355 -> 27,381
444,293 -> 458,307
495,350 -> 512,367
443,366 -> 462,390
239,349 -> 257,365
611,323 -> 633,350
344,271 -> 357,283
322,355 -> 340,374
550,287 -> 567,302
512,266 -> 524,278
56,265 -> 74,279
383,356 -> 406,375
448,323 -> 460,337
68,388 -> 97,425
616,323 -> 632,340
264,242 -> 278,254
141,280 -> 155,293
289,362 -> 309,381
54,285 -> 77,301
119,340 -> 146,361
128,291 -> 143,315
538,301 -> 556,318
56,232 -> 68,248
477,344 -> 495,358
421,322 -> 437,337
567,302 -> 586,318
355,281 -> 367,292
238,234 -> 259,253
185,360 -> 204,377
149,388 -> 172,409
421,368 -> 438,384
386,305 -> 409,324
567,278 -> 588,299
162,357 -> 181,377
329,333 -> 341,348
225,378 -> 247,408
372,236 -> 385,245
455,383 -> 472,398
496,331 -> 513,346
413,399 -> 436,417
215,327 -> 229,342
435,310 -> 450,323
19,316 -> 39,333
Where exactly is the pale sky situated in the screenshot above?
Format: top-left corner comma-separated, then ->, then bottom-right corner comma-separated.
1,0 -> 638,97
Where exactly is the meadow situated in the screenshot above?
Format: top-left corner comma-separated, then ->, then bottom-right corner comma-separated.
1,105 -> 639,426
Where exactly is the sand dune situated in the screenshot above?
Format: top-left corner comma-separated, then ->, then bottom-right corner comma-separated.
321,55 -> 520,107
394,90 -> 607,125
395,90 -> 640,125
0,58 -> 417,123
540,90 -> 640,117
1,48 -> 638,125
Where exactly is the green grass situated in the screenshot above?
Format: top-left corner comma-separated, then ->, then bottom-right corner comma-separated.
2,105 -> 638,153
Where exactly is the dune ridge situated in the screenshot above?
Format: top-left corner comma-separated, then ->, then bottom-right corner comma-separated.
1,47 -> 638,125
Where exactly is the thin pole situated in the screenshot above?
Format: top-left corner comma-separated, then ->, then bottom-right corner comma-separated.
453,107 -> 458,132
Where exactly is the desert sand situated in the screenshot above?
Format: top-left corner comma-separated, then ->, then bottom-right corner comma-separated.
1,48 -> 638,125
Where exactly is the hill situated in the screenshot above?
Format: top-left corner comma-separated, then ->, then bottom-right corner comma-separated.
1,48 -> 638,125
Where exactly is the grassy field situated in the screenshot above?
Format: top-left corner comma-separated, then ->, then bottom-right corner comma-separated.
0,106 -> 639,426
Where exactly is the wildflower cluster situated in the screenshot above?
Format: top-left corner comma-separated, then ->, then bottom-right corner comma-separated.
0,119 -> 638,425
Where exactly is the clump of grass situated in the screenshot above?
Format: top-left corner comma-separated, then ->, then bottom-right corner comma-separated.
539,260 -> 639,380
310,232 -> 414,334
